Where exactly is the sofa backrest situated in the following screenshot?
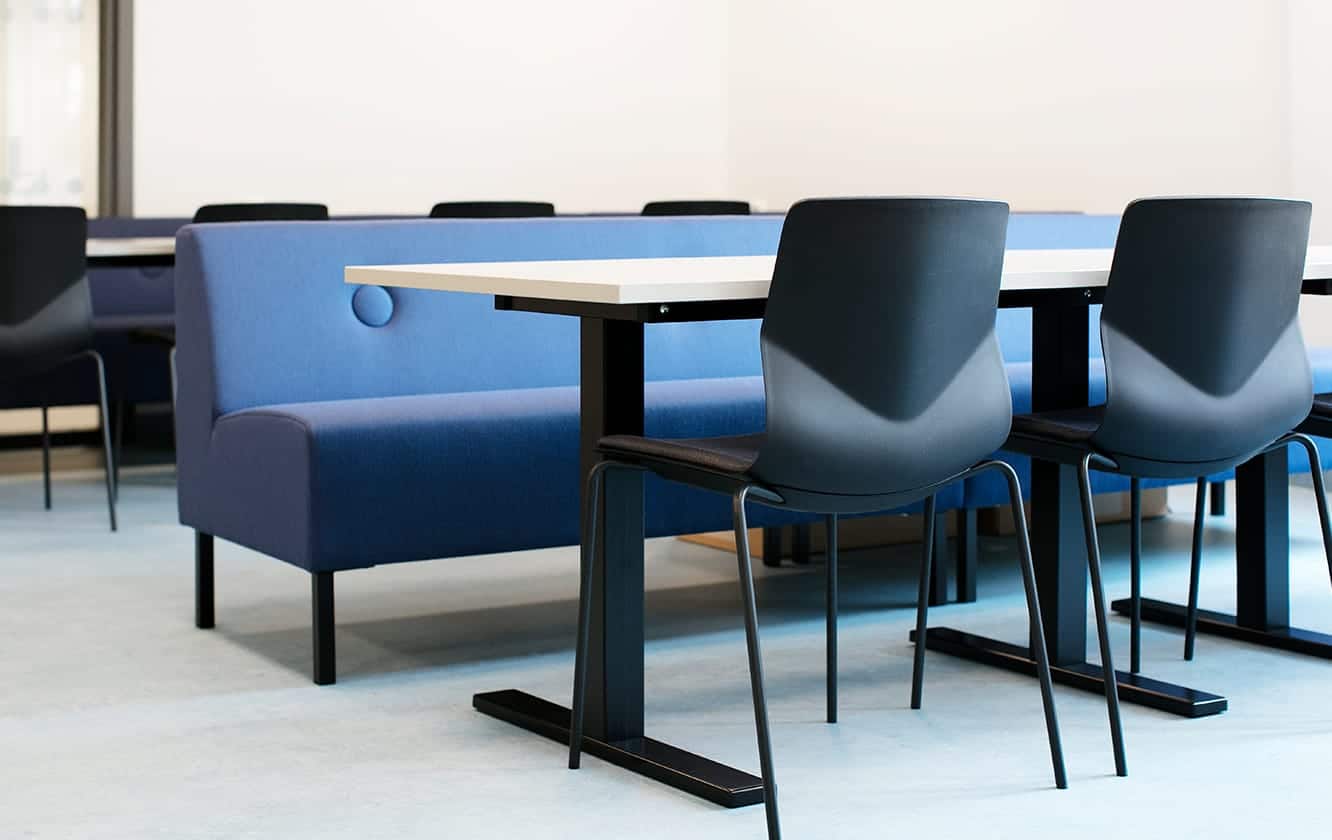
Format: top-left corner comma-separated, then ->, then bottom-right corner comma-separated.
175,216 -> 783,439
1001,212 -> 1122,361
175,213 -> 1124,466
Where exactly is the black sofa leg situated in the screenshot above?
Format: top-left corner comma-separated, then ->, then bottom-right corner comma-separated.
312,572 -> 336,685
41,401 -> 51,510
761,526 -> 784,568
195,531 -> 215,629
1209,480 -> 1226,516
790,523 -> 812,565
956,508 -> 978,603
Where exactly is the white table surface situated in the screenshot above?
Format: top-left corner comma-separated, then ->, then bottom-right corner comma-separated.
346,246 -> 1332,305
87,236 -> 176,258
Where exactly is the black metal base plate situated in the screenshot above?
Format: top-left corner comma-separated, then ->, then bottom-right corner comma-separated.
914,627 -> 1227,718
473,689 -> 764,808
1112,597 -> 1332,661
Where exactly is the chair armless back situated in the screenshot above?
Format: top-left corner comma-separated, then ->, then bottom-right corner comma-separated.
751,197 -> 1011,498
429,202 -> 555,219
642,201 -> 751,216
1092,198 -> 1313,467
193,203 -> 329,223
0,206 -> 93,377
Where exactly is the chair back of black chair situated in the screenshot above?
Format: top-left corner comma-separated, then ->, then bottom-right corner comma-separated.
1093,198 -> 1313,469
751,198 -> 1011,501
193,203 -> 329,223
429,201 -> 555,219
641,200 -> 751,216
0,206 -> 93,375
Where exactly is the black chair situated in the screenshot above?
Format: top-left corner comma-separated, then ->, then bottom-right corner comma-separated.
1006,197 -> 1326,773
428,201 -> 554,219
641,200 -> 751,216
568,198 -> 1069,839
192,203 -> 329,224
0,206 -> 116,530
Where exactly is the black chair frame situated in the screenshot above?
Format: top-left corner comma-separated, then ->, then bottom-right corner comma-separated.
569,455 -> 1067,840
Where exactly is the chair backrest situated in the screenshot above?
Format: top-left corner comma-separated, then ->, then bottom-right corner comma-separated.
429,201 -> 555,219
193,203 -> 329,223
750,198 -> 1011,501
0,206 -> 94,375
1092,197 -> 1313,468
642,200 -> 751,216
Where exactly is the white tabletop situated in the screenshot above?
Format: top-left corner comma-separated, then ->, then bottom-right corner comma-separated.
87,236 -> 176,258
347,246 -> 1332,305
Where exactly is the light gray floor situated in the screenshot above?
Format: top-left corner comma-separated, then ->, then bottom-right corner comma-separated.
5,469 -> 1332,839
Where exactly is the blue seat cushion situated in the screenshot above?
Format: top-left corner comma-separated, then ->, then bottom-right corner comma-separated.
194,374 -> 956,572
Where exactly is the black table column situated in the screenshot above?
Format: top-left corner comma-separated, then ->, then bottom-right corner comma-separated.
474,312 -> 766,808
579,317 -> 646,741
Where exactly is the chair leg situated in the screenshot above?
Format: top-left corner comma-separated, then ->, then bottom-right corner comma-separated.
195,531 -> 215,629
825,512 -> 838,724
312,572 -> 335,685
1077,454 -> 1128,777
1129,478 -> 1142,674
112,399 -> 125,501
41,400 -> 51,510
1209,480 -> 1226,516
1184,477 -> 1207,661
569,462 -> 610,770
1287,434 -> 1332,586
994,461 -> 1066,789
733,487 -> 780,840
89,351 -> 117,532
910,495 -> 938,710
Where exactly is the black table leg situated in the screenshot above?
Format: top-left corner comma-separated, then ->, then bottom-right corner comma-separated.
921,301 -> 1226,717
1113,447 -> 1332,659
473,316 -> 765,808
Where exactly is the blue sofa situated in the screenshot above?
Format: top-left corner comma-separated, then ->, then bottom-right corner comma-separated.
174,212 -> 1332,684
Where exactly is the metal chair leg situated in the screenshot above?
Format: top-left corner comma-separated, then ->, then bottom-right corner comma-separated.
733,486 -> 781,840
569,462 -> 610,770
1287,434 -> 1332,587
994,461 -> 1066,789
825,512 -> 838,724
89,351 -> 117,532
41,400 -> 51,510
910,495 -> 938,710
113,399 -> 125,501
1184,477 -> 1207,661
1077,454 -> 1127,777
1129,478 -> 1141,674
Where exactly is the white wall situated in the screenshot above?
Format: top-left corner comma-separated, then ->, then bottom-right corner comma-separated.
135,0 -> 1332,233
133,0 -> 731,216
726,0 -> 1290,212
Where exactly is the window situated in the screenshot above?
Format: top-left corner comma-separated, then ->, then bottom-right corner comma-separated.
0,0 -> 100,212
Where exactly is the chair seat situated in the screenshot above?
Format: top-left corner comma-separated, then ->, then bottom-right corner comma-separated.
599,433 -> 763,476
1313,393 -> 1332,418
1010,405 -> 1105,446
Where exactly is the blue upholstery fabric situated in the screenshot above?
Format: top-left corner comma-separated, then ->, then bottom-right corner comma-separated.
174,212 -> 1332,573
177,217 -> 781,570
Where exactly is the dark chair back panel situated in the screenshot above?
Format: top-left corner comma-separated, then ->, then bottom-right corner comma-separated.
642,201 -> 751,216
752,198 -> 1011,497
1094,198 -> 1313,465
429,202 -> 555,219
0,206 -> 93,375
193,203 -> 329,224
